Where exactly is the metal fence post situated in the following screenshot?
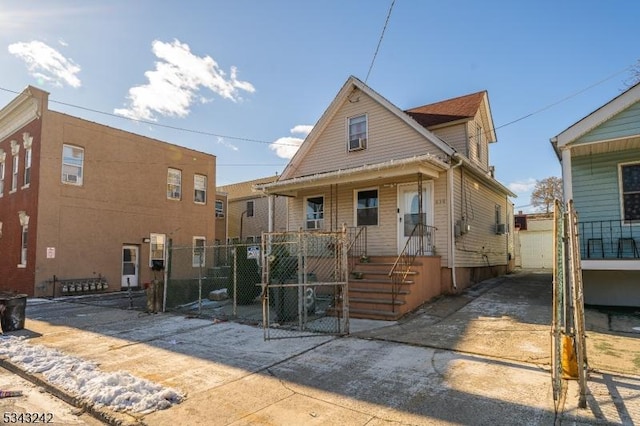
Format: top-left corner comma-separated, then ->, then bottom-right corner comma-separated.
232,245 -> 238,317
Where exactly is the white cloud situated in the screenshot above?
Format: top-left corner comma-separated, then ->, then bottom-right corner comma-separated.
508,178 -> 537,194
269,125 -> 313,159
8,40 -> 81,88
216,136 -> 238,151
114,39 -> 255,121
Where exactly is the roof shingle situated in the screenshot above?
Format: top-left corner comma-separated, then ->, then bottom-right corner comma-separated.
405,91 -> 486,128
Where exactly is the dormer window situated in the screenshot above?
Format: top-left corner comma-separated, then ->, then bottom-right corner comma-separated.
348,114 -> 367,151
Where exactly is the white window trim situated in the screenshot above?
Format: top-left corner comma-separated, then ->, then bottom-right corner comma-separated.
476,124 -> 482,161
192,236 -> 206,267
22,147 -> 31,189
18,211 -> 29,267
347,114 -> 368,152
0,155 -> 5,197
354,187 -> 380,227
10,155 -> 19,193
167,168 -> 182,200
194,174 -> 207,204
215,200 -> 225,218
149,233 -> 166,268
304,194 -> 325,230
62,144 -> 84,186
618,161 -> 640,223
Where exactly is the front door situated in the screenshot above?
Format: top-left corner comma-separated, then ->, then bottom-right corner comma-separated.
397,182 -> 433,255
121,245 -> 139,289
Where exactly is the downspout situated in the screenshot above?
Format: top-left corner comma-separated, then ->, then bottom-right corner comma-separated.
449,154 -> 464,290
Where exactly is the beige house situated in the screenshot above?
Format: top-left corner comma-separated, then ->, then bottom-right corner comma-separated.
257,76 -> 515,319
215,191 -> 228,244
218,175 -> 288,242
0,86 -> 216,297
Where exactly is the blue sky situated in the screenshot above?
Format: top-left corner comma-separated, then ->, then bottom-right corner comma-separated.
1,1 -> 639,211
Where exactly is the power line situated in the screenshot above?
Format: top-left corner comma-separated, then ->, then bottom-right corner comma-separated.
493,64 -> 634,132
365,0 -> 396,84
0,86 -> 301,147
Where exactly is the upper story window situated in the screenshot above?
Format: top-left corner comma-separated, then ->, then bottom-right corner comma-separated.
23,147 -> 32,187
215,200 -> 225,218
356,189 -> 379,226
246,200 -> 254,217
62,144 -> 84,185
11,155 -> 19,192
348,114 -> 367,151
476,125 -> 483,161
23,132 -> 33,188
194,174 -> 207,204
305,195 -> 324,230
621,162 -> 640,221
0,150 -> 5,196
167,168 -> 182,200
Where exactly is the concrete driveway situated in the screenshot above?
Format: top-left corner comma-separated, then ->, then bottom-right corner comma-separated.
1,270 -> 639,425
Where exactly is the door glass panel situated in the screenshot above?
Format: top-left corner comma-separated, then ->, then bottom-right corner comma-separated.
123,263 -> 136,275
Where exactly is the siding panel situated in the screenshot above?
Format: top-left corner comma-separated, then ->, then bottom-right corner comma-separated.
576,101 -> 640,144
572,149 -> 640,222
291,89 -> 444,179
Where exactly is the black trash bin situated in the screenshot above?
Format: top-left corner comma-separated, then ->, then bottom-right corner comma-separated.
273,282 -> 298,322
0,293 -> 27,332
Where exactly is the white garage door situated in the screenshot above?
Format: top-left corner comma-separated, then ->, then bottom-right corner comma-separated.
519,231 -> 553,269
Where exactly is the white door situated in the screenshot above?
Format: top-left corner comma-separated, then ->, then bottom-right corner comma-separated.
121,245 -> 139,288
397,182 -> 433,255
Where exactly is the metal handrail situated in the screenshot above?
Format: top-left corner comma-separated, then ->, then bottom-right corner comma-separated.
388,224 -> 436,312
347,226 -> 367,271
578,219 -> 640,259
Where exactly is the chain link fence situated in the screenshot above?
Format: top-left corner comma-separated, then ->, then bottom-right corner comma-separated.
261,230 -> 349,340
165,243 -> 262,324
165,229 -> 349,339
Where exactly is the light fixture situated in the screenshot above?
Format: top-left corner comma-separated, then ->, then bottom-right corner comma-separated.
142,237 -> 151,243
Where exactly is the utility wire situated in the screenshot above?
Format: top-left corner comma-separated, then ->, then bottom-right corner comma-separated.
0,86 -> 293,146
0,60 -> 634,156
365,0 -> 396,83
493,64 -> 633,132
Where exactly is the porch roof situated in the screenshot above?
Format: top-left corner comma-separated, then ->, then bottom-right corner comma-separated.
254,154 -> 449,197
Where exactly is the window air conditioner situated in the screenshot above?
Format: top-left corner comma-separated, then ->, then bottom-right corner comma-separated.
496,224 -> 506,235
64,174 -> 78,183
349,138 -> 366,151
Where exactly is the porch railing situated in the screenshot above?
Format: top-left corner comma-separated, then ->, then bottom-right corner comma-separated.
579,219 -> 640,259
388,224 -> 436,313
347,226 -> 367,271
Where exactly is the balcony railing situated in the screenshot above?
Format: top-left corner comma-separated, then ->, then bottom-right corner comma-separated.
579,219 -> 640,259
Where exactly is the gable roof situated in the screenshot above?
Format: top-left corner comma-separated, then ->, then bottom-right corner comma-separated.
551,81 -> 640,155
405,91 -> 486,127
218,175 -> 279,200
279,76 -> 456,180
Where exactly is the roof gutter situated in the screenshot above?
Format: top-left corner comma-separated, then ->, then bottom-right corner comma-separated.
254,154 -> 449,195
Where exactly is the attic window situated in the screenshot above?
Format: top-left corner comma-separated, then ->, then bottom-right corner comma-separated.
348,114 -> 367,151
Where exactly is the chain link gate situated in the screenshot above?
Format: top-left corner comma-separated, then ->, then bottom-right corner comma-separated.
552,199 -> 588,410
261,228 -> 349,340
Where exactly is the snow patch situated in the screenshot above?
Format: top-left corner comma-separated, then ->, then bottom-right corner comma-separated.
0,335 -> 183,413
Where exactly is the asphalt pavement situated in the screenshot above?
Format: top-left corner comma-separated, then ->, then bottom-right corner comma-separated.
1,270 -> 639,425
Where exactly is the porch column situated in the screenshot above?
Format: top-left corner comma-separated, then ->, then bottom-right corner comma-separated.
268,195 -> 274,232
561,148 -> 573,201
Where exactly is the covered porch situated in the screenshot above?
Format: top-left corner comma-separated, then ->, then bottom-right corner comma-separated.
256,154 -> 450,319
